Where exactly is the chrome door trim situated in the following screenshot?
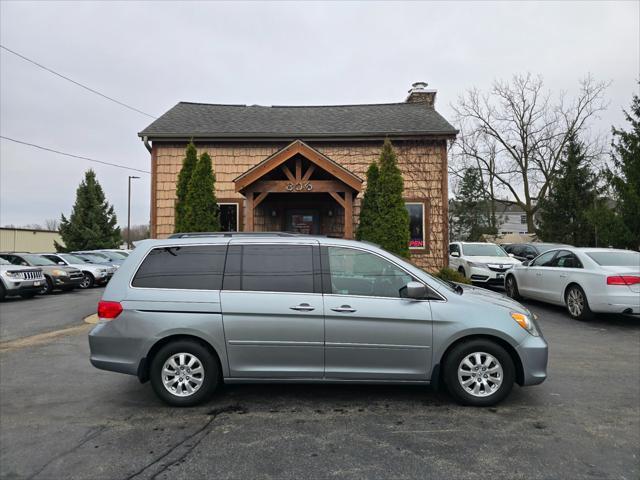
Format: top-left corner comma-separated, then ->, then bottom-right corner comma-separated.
227,340 -> 324,347
325,342 -> 431,350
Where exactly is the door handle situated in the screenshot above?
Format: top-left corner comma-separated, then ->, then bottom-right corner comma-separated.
331,305 -> 356,313
290,303 -> 315,312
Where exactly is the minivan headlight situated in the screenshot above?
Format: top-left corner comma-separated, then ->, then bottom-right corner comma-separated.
511,312 -> 538,336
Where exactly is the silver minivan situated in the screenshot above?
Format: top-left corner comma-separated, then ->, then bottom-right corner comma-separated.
89,234 -> 547,407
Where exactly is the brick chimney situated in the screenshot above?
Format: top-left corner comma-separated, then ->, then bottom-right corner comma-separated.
405,81 -> 436,107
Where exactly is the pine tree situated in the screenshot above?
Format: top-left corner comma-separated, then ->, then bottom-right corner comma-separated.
607,88 -> 640,249
174,141 -> 198,233
451,167 -> 495,241
183,152 -> 220,232
369,139 -> 410,257
55,169 -> 120,251
356,162 -> 380,241
537,133 -> 598,246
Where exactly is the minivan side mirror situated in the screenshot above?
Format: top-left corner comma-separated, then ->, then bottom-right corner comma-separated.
403,281 -> 427,299
523,260 -> 530,266
450,251 -> 460,257
508,253 -> 515,258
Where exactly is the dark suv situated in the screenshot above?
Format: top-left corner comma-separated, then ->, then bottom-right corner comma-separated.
504,243 -> 570,263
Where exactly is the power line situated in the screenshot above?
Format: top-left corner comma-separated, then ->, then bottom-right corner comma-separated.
0,44 -> 157,119
0,136 -> 150,174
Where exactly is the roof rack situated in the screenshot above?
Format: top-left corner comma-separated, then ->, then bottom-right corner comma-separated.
168,231 -> 309,239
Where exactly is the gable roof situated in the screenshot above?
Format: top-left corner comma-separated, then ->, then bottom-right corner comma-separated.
234,140 -> 363,193
139,102 -> 458,140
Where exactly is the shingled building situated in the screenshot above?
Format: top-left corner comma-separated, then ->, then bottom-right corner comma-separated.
138,82 -> 457,271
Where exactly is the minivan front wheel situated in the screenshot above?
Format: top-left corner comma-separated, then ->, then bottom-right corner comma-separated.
444,339 -> 515,407
150,340 -> 219,407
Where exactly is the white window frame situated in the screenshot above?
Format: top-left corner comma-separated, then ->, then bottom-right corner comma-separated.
218,202 -> 240,232
405,202 -> 426,251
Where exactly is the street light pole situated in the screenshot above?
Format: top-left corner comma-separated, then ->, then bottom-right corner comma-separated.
127,175 -> 140,249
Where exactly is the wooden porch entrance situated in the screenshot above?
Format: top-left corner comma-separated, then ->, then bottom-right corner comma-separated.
234,141 -> 363,238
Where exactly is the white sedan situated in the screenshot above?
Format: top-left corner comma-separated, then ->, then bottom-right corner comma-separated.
505,247 -> 640,320
449,242 -> 521,286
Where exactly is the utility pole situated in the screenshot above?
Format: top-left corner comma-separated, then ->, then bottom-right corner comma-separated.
127,176 -> 140,248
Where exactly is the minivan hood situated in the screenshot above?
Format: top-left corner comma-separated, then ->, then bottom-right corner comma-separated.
459,284 -> 529,313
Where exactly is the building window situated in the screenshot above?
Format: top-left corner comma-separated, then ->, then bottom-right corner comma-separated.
520,215 -> 527,224
219,202 -> 239,232
405,202 -> 426,250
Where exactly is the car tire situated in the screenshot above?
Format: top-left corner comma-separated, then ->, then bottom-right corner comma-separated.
458,266 -> 467,278
80,272 -> 94,289
565,284 -> 593,321
150,340 -> 219,407
443,339 -> 515,407
40,276 -> 54,295
505,275 -> 521,300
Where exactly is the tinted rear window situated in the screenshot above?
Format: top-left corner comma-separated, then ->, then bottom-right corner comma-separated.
586,251 -> 640,267
223,244 -> 315,293
132,245 -> 226,290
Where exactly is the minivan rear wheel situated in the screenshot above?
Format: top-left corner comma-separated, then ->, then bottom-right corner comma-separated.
443,339 -> 515,407
150,340 -> 219,407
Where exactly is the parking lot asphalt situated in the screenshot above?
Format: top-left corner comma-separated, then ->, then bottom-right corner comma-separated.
0,291 -> 638,479
0,288 -> 102,342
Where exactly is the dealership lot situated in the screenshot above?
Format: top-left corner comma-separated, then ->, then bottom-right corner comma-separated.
0,292 -> 638,479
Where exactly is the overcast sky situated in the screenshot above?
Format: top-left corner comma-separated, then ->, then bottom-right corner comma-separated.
1,1 -> 638,228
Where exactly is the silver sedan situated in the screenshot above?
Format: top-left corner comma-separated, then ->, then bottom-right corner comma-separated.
505,247 -> 640,320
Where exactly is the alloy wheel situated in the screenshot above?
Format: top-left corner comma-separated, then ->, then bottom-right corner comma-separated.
80,275 -> 91,289
567,288 -> 584,317
161,352 -> 205,397
457,352 -> 503,397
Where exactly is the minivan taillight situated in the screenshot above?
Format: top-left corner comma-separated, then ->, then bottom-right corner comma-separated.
606,275 -> 640,286
98,301 -> 123,320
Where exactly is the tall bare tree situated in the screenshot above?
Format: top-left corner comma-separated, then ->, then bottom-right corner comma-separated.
451,73 -> 608,231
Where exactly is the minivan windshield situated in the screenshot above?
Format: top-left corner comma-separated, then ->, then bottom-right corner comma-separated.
462,244 -> 508,257
586,251 -> 640,267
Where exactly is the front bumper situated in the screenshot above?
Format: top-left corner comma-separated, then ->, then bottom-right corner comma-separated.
1,277 -> 46,294
53,275 -> 84,288
469,266 -> 514,285
516,334 -> 548,386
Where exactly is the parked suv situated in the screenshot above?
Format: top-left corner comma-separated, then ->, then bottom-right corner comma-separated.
90,234 -> 547,407
0,253 -> 84,294
39,253 -> 115,289
0,257 -> 45,300
449,242 -> 521,286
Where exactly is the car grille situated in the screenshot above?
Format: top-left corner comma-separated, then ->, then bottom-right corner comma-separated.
487,264 -> 513,272
17,270 -> 44,280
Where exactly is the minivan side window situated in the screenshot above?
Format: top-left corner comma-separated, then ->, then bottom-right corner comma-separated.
223,244 -> 317,293
132,245 -> 226,290
326,246 -> 413,298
